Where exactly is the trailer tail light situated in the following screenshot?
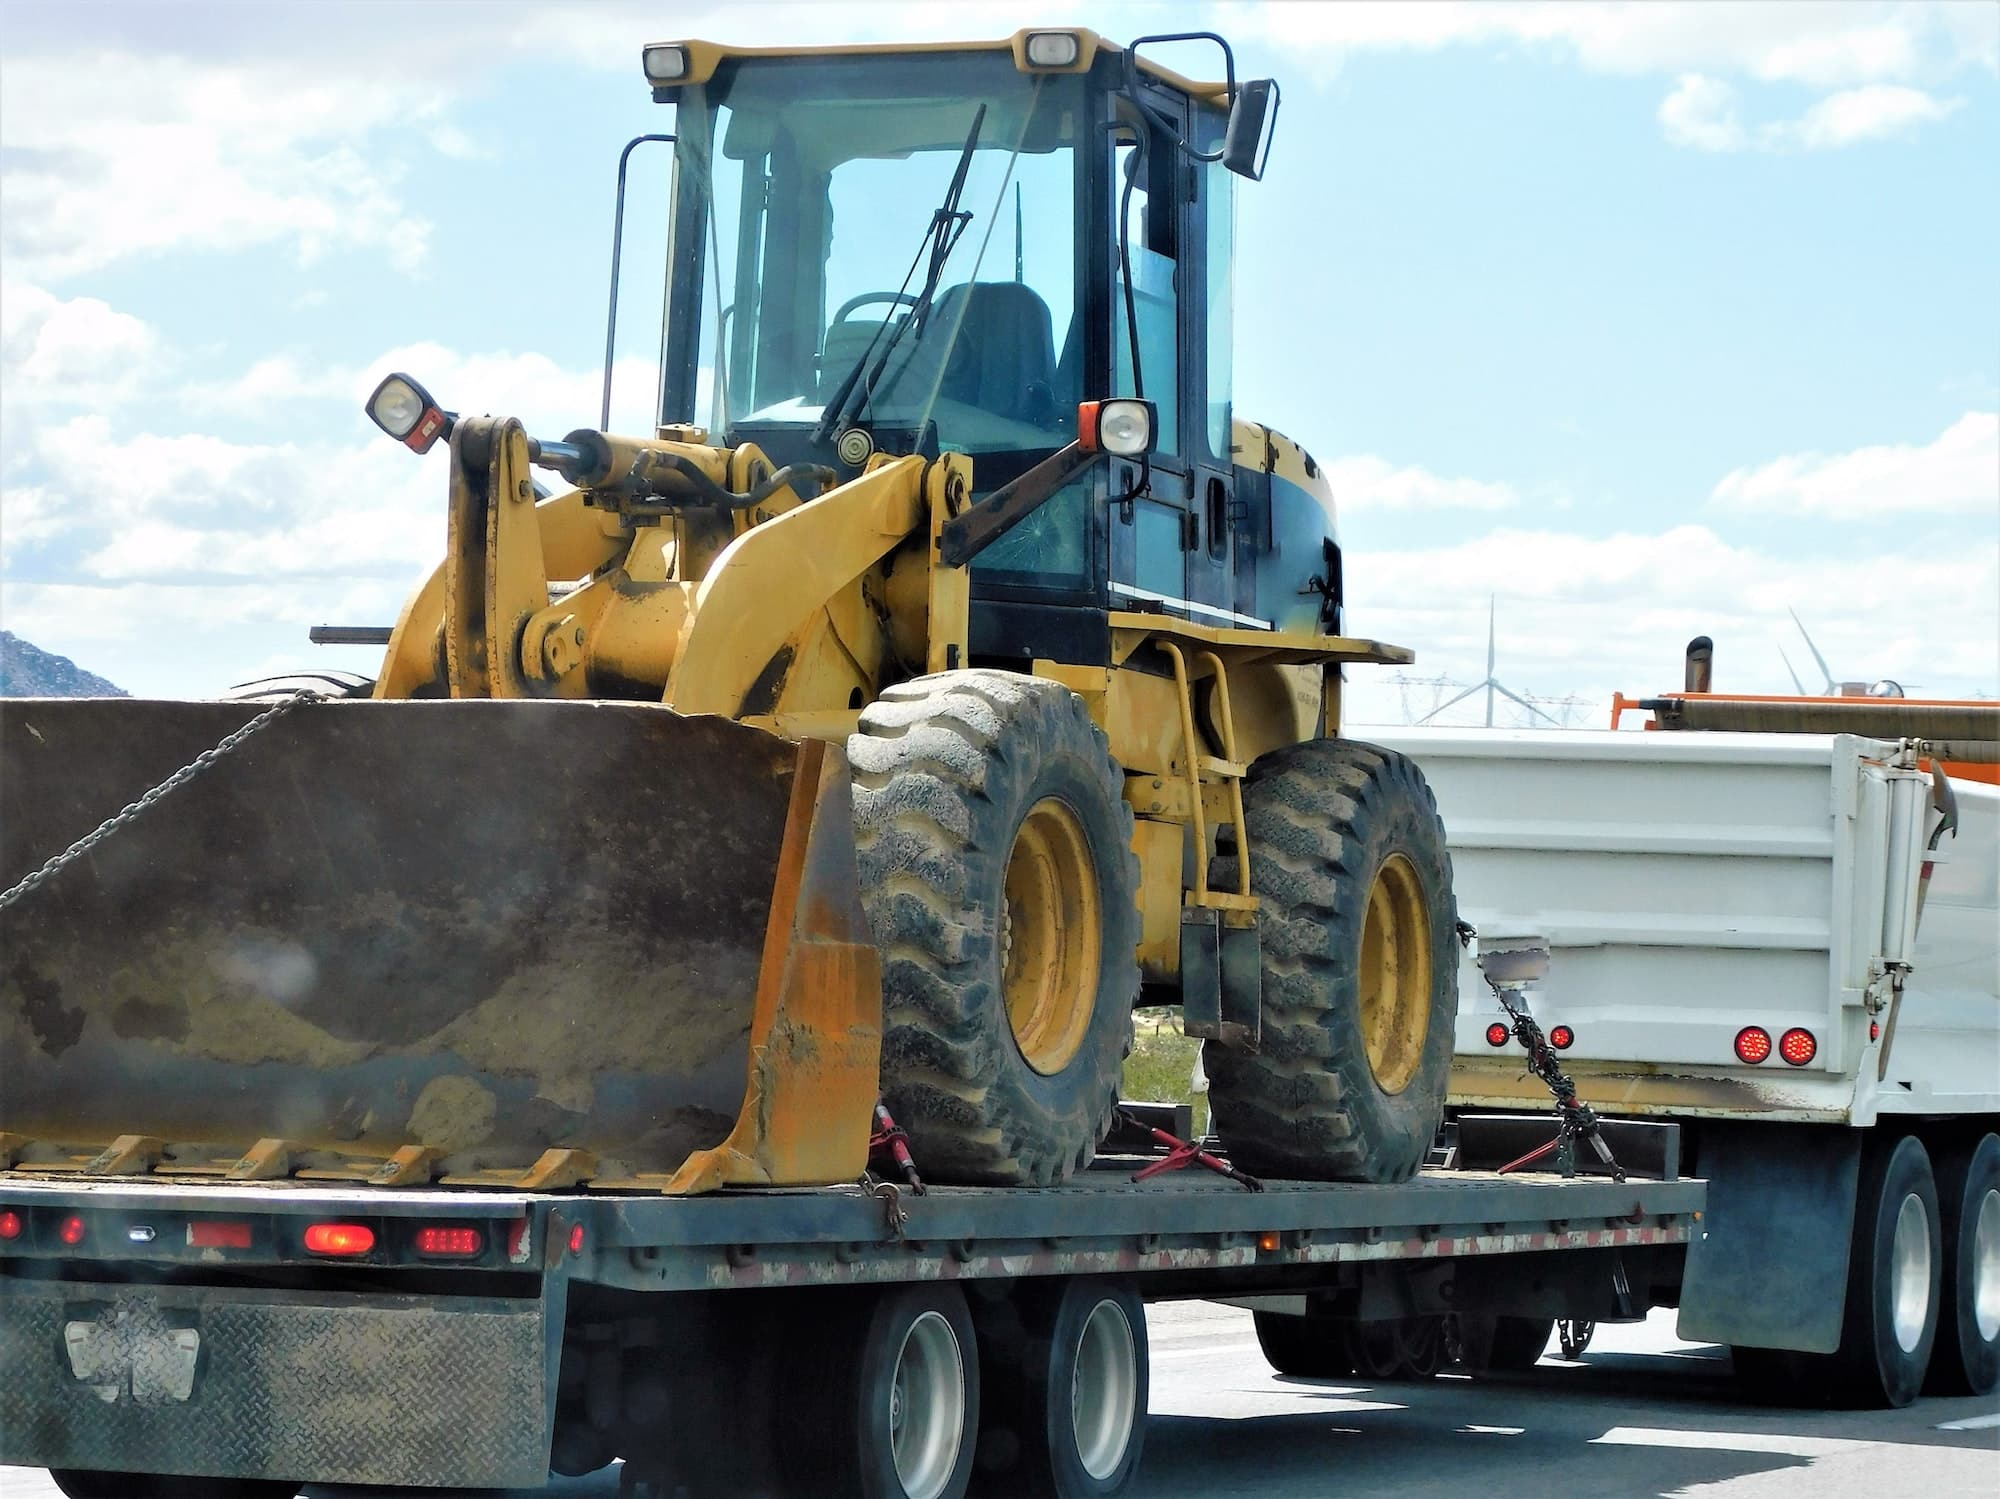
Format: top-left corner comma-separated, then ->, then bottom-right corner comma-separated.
59,1215 -> 87,1246
1779,1028 -> 1817,1066
0,1210 -> 21,1241
414,1226 -> 483,1258
1548,1025 -> 1575,1050
188,1221 -> 253,1250
304,1223 -> 375,1256
1869,1020 -> 1880,1042
1485,1022 -> 1510,1047
1734,1026 -> 1772,1065
568,1223 -> 586,1256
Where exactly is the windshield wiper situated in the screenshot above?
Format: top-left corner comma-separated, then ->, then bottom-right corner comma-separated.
813,103 -> 987,445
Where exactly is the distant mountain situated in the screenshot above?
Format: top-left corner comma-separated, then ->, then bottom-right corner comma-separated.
0,631 -> 128,697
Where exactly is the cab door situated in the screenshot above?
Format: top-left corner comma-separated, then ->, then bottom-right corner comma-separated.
1105,88 -> 1196,616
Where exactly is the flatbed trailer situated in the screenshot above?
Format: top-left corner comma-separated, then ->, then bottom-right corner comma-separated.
0,1135 -> 1699,1498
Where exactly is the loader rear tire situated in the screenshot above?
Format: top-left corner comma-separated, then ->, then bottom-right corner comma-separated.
851,670 -> 1141,1186
1203,740 -> 1457,1183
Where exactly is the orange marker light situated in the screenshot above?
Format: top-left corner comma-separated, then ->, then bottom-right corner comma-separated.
1256,1231 -> 1281,1253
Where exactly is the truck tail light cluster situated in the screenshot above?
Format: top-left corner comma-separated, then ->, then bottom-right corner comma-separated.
304,1223 -> 375,1256
1778,1028 -> 1817,1066
1733,1026 -> 1772,1065
1736,1025 -> 1816,1066
414,1225 -> 483,1258
188,1221 -> 252,1250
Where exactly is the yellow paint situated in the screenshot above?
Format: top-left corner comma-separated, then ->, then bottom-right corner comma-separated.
1360,853 -> 1432,1095
1131,818 -> 1185,982
1003,797 -> 1103,1075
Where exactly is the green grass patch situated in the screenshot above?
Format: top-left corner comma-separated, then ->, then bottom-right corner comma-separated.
1121,1007 -> 1206,1131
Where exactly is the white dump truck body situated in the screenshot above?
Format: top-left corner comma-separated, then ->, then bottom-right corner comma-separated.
1366,728 -> 2000,1126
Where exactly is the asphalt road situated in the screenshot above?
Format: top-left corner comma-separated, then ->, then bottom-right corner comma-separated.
6,1304 -> 1995,1498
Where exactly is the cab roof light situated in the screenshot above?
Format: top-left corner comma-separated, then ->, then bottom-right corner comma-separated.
303,1222 -> 375,1257
642,44 -> 688,84
1734,1026 -> 1772,1066
1023,30 -> 1082,69
1779,1028 -> 1817,1066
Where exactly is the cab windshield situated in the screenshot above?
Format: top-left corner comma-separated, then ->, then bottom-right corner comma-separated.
663,54 -> 1086,460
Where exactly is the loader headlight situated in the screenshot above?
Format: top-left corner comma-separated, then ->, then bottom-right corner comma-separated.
642,44 -> 688,84
366,372 -> 448,455
1077,399 -> 1155,458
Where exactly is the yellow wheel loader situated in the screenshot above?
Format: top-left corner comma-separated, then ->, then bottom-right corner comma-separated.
0,28 -> 1458,1195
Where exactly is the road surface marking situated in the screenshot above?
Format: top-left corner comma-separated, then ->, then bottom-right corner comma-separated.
1591,1426 -> 1864,1457
1934,1412 -> 2000,1431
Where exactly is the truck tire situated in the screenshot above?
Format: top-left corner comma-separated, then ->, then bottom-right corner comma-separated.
782,1283 -> 981,1499
972,1278 -> 1148,1498
1251,1311 -> 1354,1378
1927,1131 -> 1999,1396
50,1475 -> 296,1499
851,670 -> 1141,1186
1204,740 -> 1457,1182
1459,1314 -> 1553,1373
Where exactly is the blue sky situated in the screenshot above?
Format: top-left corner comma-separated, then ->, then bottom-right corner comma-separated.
3,0 -> 1995,723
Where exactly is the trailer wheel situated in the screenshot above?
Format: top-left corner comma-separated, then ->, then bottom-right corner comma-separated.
50,1475 -> 296,1499
783,1283 -> 981,1499
852,670 -> 1141,1186
1927,1132 -> 2000,1396
1204,740 -> 1458,1182
1456,1313 -> 1553,1373
973,1279 -> 1148,1497
1251,1311 -> 1354,1378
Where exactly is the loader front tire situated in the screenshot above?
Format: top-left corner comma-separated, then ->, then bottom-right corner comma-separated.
851,670 -> 1141,1186
1204,740 -> 1457,1182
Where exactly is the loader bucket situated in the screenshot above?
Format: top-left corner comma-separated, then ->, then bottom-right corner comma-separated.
0,698 -> 881,1192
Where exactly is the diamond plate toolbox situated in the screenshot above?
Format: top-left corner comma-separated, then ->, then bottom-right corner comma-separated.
0,1278 -> 551,1487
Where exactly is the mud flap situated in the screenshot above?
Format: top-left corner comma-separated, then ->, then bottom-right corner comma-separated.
0,698 -> 880,1190
1677,1122 -> 1861,1353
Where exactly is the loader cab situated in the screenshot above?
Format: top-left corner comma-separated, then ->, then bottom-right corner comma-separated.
652,32 -> 1295,662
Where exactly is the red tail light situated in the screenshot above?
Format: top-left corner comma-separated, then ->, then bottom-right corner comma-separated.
1779,1028 -> 1817,1066
1734,1026 -> 1772,1065
1548,1025 -> 1575,1050
59,1214 -> 87,1246
414,1225 -> 483,1258
1485,1022 -> 1510,1047
0,1210 -> 21,1241
1869,1020 -> 1880,1042
568,1223 -> 586,1255
304,1223 -> 375,1256
188,1221 -> 252,1250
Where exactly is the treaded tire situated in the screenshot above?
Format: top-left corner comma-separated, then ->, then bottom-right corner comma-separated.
1927,1131 -> 2000,1396
1251,1311 -> 1354,1378
1203,739 -> 1458,1182
850,670 -> 1141,1186
1460,1314 -> 1553,1373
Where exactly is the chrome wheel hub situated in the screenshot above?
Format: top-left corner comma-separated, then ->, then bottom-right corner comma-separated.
1070,1299 -> 1138,1481
1890,1191 -> 1933,1355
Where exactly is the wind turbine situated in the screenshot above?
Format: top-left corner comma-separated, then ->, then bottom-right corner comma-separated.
1780,609 -> 1910,698
1417,597 -> 1559,728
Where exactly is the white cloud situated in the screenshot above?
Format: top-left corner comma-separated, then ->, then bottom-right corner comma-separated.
1230,1 -> 1989,151
1710,411 -> 1999,519
1323,454 -> 1518,512
1780,83 -> 1965,148
1659,75 -> 1749,152
1341,520 -> 1999,721
0,53 -> 432,281
0,282 -> 162,405
1230,1 -> 1995,87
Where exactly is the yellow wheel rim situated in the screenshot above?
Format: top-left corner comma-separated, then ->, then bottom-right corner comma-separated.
1359,853 -> 1432,1095
1002,797 -> 1102,1075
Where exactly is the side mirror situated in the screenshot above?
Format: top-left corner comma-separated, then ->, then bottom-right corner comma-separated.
1222,79 -> 1279,180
